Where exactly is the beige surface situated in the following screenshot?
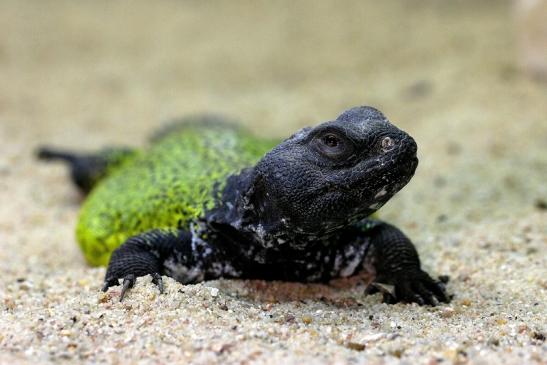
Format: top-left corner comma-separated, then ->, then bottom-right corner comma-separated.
0,1 -> 546,364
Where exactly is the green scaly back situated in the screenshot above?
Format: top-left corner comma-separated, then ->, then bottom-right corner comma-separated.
76,118 -> 278,266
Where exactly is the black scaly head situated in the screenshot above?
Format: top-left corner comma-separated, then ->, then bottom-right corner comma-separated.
239,106 -> 419,241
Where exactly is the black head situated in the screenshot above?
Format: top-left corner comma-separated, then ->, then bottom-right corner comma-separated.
246,106 -> 418,236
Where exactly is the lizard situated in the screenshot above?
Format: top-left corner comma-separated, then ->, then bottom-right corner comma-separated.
37,106 -> 449,305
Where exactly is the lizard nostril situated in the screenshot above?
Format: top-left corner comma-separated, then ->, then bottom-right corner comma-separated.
381,137 -> 395,152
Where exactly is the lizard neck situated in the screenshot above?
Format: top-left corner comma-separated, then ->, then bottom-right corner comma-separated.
204,167 -> 312,250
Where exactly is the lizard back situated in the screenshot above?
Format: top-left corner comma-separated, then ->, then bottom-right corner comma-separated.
76,119 -> 277,266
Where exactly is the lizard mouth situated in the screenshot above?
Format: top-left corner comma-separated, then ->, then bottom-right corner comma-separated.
401,155 -> 419,177
314,143 -> 418,203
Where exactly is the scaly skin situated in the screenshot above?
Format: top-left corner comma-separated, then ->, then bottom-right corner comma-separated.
38,107 -> 450,306
74,118 -> 278,266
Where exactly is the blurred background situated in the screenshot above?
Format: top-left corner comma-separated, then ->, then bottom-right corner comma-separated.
2,0 -> 545,228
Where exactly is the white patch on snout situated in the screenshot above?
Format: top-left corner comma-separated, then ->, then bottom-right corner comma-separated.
374,187 -> 387,199
369,202 -> 383,210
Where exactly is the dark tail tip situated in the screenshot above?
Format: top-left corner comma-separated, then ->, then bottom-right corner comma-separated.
35,146 -> 77,162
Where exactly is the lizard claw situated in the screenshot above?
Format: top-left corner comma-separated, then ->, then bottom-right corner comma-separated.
102,240 -> 165,301
102,278 -> 118,292
372,269 -> 450,306
120,274 -> 136,302
393,270 -> 450,306
365,282 -> 400,304
151,272 -> 164,294
102,273 -> 164,302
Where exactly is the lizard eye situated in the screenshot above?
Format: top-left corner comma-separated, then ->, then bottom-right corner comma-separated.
381,136 -> 395,152
323,134 -> 340,148
313,132 -> 354,160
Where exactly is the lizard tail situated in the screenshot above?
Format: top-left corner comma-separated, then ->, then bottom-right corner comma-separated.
35,146 -> 80,163
35,146 -> 100,194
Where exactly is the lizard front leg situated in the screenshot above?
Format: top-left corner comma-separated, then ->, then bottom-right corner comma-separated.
102,228 -> 238,301
365,222 -> 450,306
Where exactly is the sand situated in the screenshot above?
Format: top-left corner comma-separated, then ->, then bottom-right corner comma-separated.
0,1 -> 546,364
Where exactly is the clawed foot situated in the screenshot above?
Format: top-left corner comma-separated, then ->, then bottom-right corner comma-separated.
102,272 -> 164,302
366,272 -> 450,306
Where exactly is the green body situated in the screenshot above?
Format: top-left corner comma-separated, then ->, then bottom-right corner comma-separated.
77,121 -> 278,266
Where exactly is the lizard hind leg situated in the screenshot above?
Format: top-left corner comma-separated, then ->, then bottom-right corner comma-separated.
36,146 -> 135,194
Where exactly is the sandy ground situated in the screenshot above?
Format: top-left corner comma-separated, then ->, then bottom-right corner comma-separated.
0,1 -> 546,364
